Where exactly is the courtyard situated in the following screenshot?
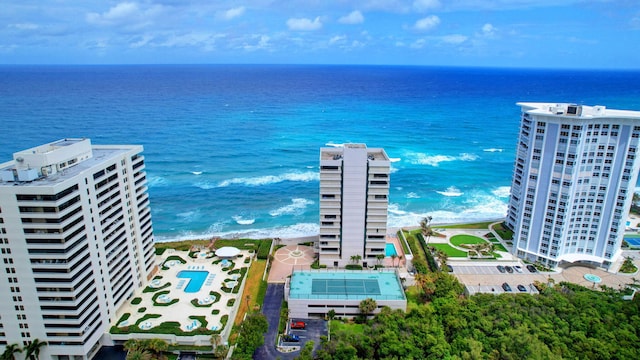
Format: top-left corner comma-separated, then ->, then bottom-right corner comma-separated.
110,247 -> 254,345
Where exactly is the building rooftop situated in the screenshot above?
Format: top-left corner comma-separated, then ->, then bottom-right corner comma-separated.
320,144 -> 389,162
518,102 -> 640,119
289,270 -> 405,301
0,142 -> 139,188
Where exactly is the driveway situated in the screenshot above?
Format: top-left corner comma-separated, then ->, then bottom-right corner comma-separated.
254,284 -> 298,360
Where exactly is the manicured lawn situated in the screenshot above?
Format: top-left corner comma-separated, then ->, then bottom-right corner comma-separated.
437,221 -> 494,229
494,244 -> 508,252
331,320 -> 366,334
450,234 -> 487,246
430,243 -> 467,257
234,259 -> 267,326
491,222 -> 514,240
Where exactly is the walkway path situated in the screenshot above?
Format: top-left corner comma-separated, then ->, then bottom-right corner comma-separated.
254,284 -> 298,360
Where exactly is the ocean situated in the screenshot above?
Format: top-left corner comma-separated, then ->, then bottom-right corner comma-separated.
1,65 -> 640,241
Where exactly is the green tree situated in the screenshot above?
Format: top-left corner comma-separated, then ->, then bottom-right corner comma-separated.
24,338 -> 47,360
126,351 -> 152,360
231,312 -> 268,360
359,298 -> 377,319
0,344 -> 22,360
420,216 -> 434,245
376,253 -> 385,266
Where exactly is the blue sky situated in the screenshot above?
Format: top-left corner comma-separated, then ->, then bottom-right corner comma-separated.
1,0 -> 639,68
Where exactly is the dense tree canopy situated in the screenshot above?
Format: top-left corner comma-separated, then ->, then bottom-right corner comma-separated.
316,279 -> 640,359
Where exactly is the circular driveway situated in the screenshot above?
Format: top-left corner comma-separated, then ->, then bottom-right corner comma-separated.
268,245 -> 315,283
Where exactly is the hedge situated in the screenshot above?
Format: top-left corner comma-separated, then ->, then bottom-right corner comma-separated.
256,239 -> 272,259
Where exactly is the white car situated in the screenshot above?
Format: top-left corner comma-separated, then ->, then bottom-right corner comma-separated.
514,265 -> 523,273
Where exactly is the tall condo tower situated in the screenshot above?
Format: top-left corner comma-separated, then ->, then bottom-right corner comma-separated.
0,139 -> 156,359
506,103 -> 640,269
319,144 -> 390,268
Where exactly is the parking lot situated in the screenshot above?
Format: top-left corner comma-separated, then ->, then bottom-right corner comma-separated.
448,263 -> 549,295
280,318 -> 328,352
451,263 -> 538,276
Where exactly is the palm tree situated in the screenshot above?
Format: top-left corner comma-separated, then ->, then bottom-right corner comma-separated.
24,338 -> 47,360
145,338 -> 168,358
0,344 -> 22,360
397,255 -> 403,268
420,216 -> 434,245
126,351 -> 152,360
211,333 -> 221,348
355,254 -> 362,265
390,254 -> 397,267
359,298 -> 377,319
376,254 -> 385,266
350,255 -> 358,264
123,339 -> 142,353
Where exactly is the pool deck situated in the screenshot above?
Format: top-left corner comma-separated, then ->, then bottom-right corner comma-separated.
112,248 -> 253,342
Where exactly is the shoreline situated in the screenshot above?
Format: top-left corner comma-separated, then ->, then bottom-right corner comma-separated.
154,217 -> 507,245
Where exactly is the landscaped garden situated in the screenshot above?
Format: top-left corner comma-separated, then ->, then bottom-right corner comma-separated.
110,238 -> 272,347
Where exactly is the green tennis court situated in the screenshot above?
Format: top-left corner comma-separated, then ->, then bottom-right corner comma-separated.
289,270 -> 405,300
311,278 -> 381,296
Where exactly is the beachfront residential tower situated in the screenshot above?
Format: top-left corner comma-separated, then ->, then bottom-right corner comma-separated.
0,139 -> 156,359
318,144 -> 390,268
506,103 -> 640,269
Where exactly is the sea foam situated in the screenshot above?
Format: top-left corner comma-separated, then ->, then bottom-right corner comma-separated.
436,186 -> 464,197
216,171 -> 319,188
269,198 -> 315,217
408,152 -> 479,167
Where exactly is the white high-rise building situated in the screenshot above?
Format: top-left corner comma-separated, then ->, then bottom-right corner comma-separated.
506,103 -> 640,269
0,139 -> 156,359
318,144 -> 390,268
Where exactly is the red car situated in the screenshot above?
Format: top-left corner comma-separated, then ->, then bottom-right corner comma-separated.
290,321 -> 306,329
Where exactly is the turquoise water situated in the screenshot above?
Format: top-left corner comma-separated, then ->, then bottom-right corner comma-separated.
289,270 -> 405,300
2,65 -> 640,241
385,243 -> 398,257
177,270 -> 209,293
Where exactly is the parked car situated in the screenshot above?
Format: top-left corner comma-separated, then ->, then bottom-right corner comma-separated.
517,284 -> 527,292
505,266 -> 514,273
526,264 -> 538,273
502,282 -> 512,292
514,265 -> 523,273
447,265 -> 453,272
497,265 -> 506,273
283,334 -> 300,342
290,321 -> 306,329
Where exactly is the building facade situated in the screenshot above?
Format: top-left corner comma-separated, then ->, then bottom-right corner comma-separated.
318,144 -> 390,268
285,269 -> 406,319
0,139 -> 156,359
506,103 -> 640,269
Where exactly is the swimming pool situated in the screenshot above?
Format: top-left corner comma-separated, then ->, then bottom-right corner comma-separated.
625,237 -> 640,247
177,270 -> 209,293
385,243 -> 398,257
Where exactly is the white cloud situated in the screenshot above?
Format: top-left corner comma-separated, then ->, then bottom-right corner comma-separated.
413,0 -> 441,12
86,2 -> 139,25
286,17 -> 323,31
410,38 -> 427,48
85,2 -> 165,31
9,23 -> 40,31
243,35 -> 271,51
222,6 -> 245,20
339,11 -> 364,24
414,15 -> 440,31
441,34 -> 467,44
160,32 -> 224,51
329,35 -> 347,44
482,23 -> 496,36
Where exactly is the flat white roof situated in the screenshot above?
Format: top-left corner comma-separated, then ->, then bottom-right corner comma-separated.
0,145 -> 139,188
518,102 -> 640,119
